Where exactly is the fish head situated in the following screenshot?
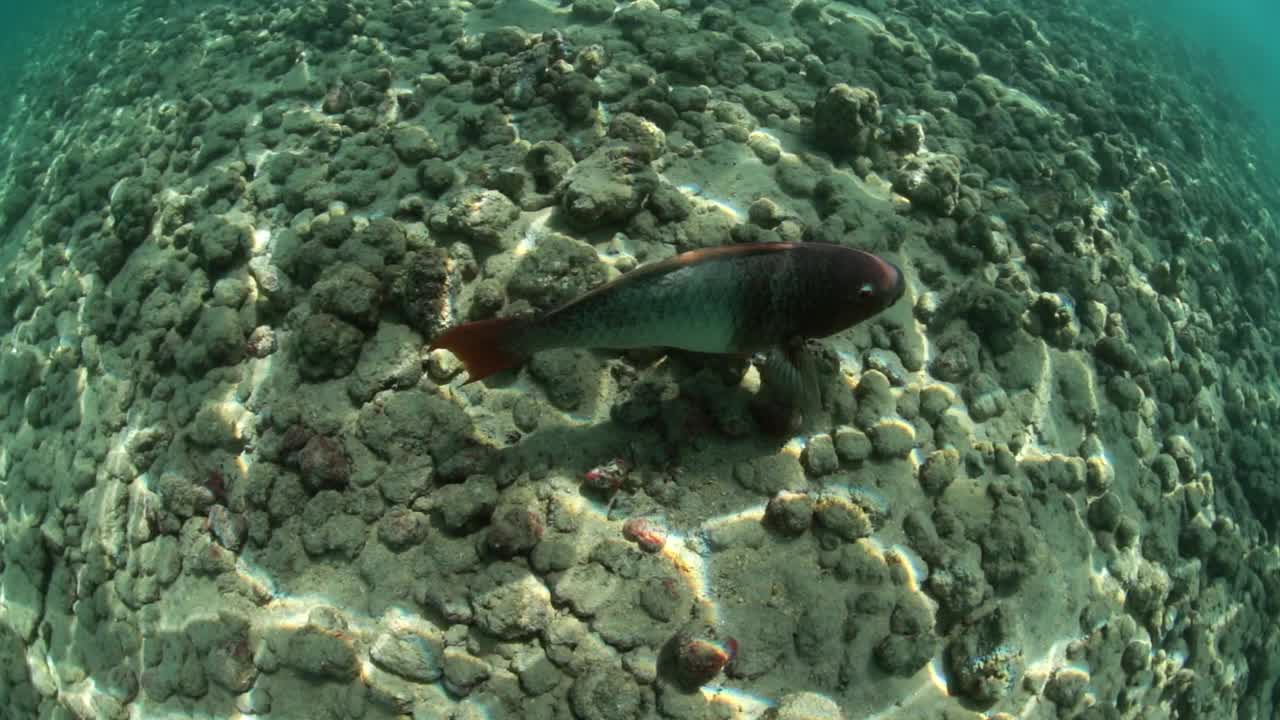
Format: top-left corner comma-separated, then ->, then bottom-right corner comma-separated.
820,248 -> 905,333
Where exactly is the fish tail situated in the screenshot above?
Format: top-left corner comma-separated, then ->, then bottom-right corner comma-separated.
429,317 -> 527,384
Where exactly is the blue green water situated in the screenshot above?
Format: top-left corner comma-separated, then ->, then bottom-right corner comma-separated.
0,1 -> 65,128
1138,0 -> 1280,151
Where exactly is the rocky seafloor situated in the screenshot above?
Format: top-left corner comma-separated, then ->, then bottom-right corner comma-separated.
1,0 -> 1279,718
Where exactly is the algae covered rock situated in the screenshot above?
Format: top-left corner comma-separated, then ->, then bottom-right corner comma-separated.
310,262 -> 382,328
442,647 -> 491,697
929,328 -> 979,383
507,232 -> 608,310
853,370 -> 896,429
178,306 -> 244,375
874,632 -> 941,677
1,528 -> 49,642
570,666 -> 644,720
110,176 -> 156,248
0,161 -> 39,233
919,448 -> 960,495
834,427 -> 872,464
559,144 -> 657,230
283,626 -> 360,681
486,506 -> 545,558
140,632 -> 209,701
571,0 -> 616,22
934,39 -> 982,78
762,692 -> 846,720
369,626 -> 444,682
765,491 -> 815,536
965,372 -> 1009,421
979,484 -> 1043,591
550,68 -> 602,124
356,387 -> 473,464
377,507 -> 430,550
191,214 -> 250,271
607,112 -> 666,161
814,83 -> 880,155
525,141 -> 576,193
299,435 -> 351,490
471,562 -> 554,640
802,434 -> 839,476
0,343 -> 42,394
926,555 -> 989,619
300,491 -> 367,559
194,614 -> 256,693
893,153 -> 962,217
435,474 -> 499,533
295,312 -> 365,380
348,216 -> 409,273
944,608 -> 1023,705
1095,334 -> 1143,374
390,123 -> 440,164
387,248 -> 450,337
868,420 -> 916,458
430,188 -> 519,248
417,157 -> 457,195
349,322 -> 424,403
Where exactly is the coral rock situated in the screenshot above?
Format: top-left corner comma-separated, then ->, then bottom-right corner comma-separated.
486,508 -> 545,557
764,491 -> 814,536
814,83 -> 880,155
559,144 -> 657,230
431,188 -> 519,248
295,312 -> 365,380
299,435 -> 350,489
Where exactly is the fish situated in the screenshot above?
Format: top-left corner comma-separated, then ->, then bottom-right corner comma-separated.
429,241 -> 905,384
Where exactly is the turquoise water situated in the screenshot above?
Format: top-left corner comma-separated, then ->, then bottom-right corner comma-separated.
1138,0 -> 1280,152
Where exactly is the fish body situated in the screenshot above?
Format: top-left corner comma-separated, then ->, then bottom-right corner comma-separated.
431,242 -> 905,383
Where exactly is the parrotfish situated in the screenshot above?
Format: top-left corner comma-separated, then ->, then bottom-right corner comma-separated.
430,241 -> 905,384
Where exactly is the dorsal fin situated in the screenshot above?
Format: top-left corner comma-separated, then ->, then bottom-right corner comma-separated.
559,242 -> 801,309
621,242 -> 800,282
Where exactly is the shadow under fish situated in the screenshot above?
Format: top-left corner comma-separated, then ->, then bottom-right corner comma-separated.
430,241 -> 906,430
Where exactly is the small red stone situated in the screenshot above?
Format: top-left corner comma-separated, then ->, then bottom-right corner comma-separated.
584,458 -> 629,491
675,637 -> 735,687
622,517 -> 667,553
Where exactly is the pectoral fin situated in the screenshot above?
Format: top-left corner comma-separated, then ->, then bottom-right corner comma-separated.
752,341 -> 823,435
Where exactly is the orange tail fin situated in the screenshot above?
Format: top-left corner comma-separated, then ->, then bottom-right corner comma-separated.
428,317 -> 526,384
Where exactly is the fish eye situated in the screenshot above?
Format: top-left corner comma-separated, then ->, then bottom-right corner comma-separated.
858,283 -> 875,299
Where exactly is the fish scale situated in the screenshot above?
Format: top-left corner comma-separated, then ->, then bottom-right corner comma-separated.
524,258 -> 749,353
